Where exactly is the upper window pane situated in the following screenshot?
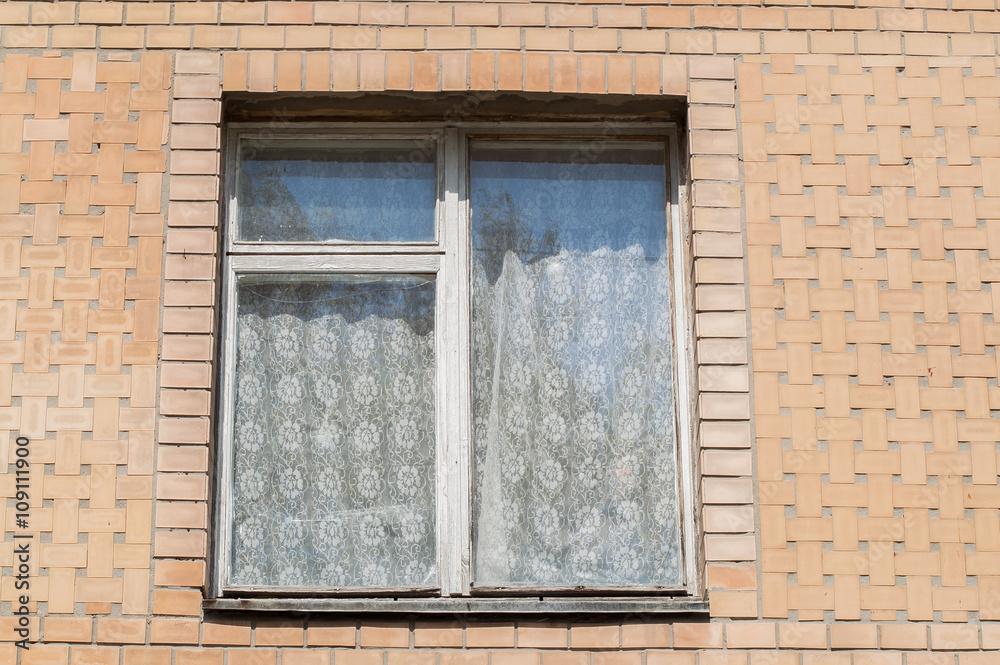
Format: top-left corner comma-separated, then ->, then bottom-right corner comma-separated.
230,273 -> 437,589
469,141 -> 667,283
470,141 -> 682,589
237,140 -> 437,243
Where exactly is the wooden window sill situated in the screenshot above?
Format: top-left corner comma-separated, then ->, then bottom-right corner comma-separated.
204,596 -> 709,616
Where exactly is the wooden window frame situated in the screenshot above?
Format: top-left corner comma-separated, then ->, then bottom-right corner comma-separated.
212,121 -> 701,610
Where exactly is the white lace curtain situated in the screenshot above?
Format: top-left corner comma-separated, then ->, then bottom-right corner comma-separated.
472,249 -> 682,587
229,276 -> 437,588
470,143 -> 683,588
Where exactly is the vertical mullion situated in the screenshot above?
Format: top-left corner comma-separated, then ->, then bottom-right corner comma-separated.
454,130 -> 472,594
437,128 -> 468,595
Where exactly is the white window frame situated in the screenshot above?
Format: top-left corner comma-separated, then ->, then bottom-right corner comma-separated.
214,122 -> 699,602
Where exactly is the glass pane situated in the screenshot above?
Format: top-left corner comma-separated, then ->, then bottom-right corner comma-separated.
470,141 -> 682,588
230,274 -> 437,588
237,141 -> 437,242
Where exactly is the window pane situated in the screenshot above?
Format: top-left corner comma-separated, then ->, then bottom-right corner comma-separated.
237,142 -> 437,243
230,274 -> 437,588
470,141 -> 682,588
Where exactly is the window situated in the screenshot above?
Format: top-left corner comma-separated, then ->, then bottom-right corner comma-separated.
216,123 -> 697,604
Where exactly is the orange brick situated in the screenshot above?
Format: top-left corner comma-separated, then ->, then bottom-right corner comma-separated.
389,651 -> 440,665
833,9 -> 878,30
519,623 -> 568,649
286,26 -> 331,50
526,28 -> 569,51
33,3 -> 76,24
202,619 -> 251,646
268,2 -> 314,24
221,2 -> 265,24
456,6 -> 499,26
0,3 -> 30,25
646,654 -> 694,665
283,652 -> 331,665
152,589 -> 202,617
787,9 -> 831,29
778,624 -> 827,649
570,625 -> 619,649
276,51 -> 302,91
427,27 -> 472,50
726,623 -> 775,649
381,28 -> 424,50
470,51 -> 495,91
830,624 -> 878,649
502,5 -> 546,26
334,651 -> 383,665
413,623 -> 462,647
257,621 -> 306,647
461,624 -> 512,648
123,648 -> 172,665
930,625 -> 979,650
96,618 -> 146,645
743,8 -> 785,29
648,8 -> 691,28
598,6 -> 641,27
314,2 -> 359,24
149,618 -> 200,646
307,624 -> 356,647
43,616 -> 93,643
174,4 -> 218,24
153,531 -> 207,559
409,4 -> 453,25
673,624 -> 723,649
359,623 -> 409,648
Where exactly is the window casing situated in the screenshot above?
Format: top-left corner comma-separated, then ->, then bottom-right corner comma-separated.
215,122 -> 698,603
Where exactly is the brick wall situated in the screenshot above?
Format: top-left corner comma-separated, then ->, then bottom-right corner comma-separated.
1,1 -> 1000,662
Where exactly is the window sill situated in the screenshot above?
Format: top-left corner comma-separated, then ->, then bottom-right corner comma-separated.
204,596 -> 709,616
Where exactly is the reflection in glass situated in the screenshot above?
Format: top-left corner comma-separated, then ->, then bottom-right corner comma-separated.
238,142 -> 437,242
470,141 -> 682,588
471,143 -> 668,283
230,274 -> 437,588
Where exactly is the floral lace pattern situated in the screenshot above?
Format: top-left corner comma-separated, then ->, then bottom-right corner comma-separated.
470,145 -> 682,588
230,276 -> 437,588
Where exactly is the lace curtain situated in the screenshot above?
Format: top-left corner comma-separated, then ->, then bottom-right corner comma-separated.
230,276 -> 437,588
471,144 -> 683,588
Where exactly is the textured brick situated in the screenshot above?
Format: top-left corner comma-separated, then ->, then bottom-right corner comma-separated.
0,9 -> 998,662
